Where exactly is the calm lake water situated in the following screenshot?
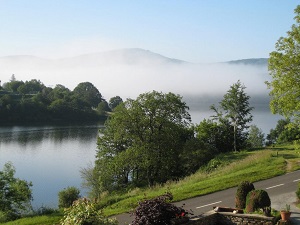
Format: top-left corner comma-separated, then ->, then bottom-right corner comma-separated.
0,123 -> 103,208
0,104 -> 282,208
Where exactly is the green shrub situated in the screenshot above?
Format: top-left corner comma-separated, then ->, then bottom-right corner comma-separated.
58,186 -> 80,209
245,190 -> 271,213
235,181 -> 255,209
296,182 -> 300,200
60,198 -> 117,225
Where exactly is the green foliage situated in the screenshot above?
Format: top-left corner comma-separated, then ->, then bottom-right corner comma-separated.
92,91 -> 192,194
0,214 -> 62,225
267,5 -> 300,123
247,125 -> 265,148
245,189 -> 271,213
0,162 -> 33,222
17,79 -> 45,95
235,181 -> 255,209
179,137 -> 217,174
195,118 -> 234,153
58,186 -> 81,209
60,198 -> 117,225
211,80 -> 253,152
73,82 -> 102,108
266,119 -> 300,145
97,100 -> 110,115
296,182 -> 300,201
0,79 -> 106,123
108,96 -> 123,110
131,193 -> 187,225
3,80 -> 24,92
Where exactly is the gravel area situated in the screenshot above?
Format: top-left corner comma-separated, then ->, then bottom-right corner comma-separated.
271,191 -> 300,224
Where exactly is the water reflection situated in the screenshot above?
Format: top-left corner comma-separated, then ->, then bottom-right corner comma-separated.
0,124 -> 103,147
0,123 -> 104,207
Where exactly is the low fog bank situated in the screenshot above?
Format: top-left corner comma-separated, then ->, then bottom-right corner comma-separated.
0,53 -> 269,100
0,50 -> 277,132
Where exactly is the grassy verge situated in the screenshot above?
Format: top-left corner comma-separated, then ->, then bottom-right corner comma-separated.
101,147 -> 300,216
1,146 -> 299,224
0,215 -> 61,225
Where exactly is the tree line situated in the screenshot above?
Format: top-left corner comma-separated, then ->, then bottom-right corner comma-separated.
0,76 -> 123,123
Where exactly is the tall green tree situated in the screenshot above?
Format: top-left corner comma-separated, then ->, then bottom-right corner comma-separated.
0,162 -> 32,222
17,79 -> 45,95
93,91 -> 191,193
247,125 -> 265,148
211,80 -> 253,152
267,5 -> 300,123
72,82 -> 102,108
195,118 -> 233,153
109,96 -> 123,110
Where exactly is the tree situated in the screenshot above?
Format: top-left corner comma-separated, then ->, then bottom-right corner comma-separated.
266,119 -> 300,145
97,100 -> 110,115
58,186 -> 80,209
3,80 -> 24,93
179,137 -> 217,175
109,96 -> 123,110
211,80 -> 253,152
17,79 -> 45,95
49,84 -> 71,101
195,118 -> 233,153
247,125 -> 265,148
72,82 -> 102,108
0,162 -> 32,222
92,91 -> 191,193
267,5 -> 300,123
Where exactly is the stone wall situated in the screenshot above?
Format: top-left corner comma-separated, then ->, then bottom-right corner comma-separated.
184,211 -> 278,225
217,211 -> 277,225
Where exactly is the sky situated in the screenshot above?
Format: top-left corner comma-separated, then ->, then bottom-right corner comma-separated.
0,1 -> 299,63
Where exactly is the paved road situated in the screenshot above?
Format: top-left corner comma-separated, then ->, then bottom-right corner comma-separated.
115,170 -> 300,225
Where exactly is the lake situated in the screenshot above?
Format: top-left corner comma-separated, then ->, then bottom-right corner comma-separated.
0,123 -> 103,208
0,104 -> 282,208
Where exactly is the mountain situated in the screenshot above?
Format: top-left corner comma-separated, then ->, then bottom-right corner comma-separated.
61,48 -> 188,66
0,48 -> 268,67
226,58 -> 268,66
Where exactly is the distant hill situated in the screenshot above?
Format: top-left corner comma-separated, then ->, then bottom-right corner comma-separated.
0,48 -> 189,69
0,49 -> 269,67
226,58 -> 268,66
63,48 -> 188,65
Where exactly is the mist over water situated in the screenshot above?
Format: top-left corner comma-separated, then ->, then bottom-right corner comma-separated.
0,49 -> 277,132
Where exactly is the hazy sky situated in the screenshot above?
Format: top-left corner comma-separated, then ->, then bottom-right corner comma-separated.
0,1 -> 299,63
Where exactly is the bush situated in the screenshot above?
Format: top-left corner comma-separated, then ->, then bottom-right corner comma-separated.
245,190 -> 271,213
35,205 -> 59,215
235,181 -> 255,209
60,198 -> 118,225
58,186 -> 81,209
132,193 -> 188,225
296,182 -> 300,200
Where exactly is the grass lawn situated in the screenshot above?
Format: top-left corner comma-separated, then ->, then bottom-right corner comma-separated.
99,146 -> 300,216
0,215 -> 62,225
